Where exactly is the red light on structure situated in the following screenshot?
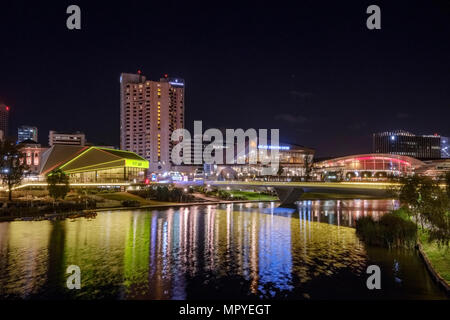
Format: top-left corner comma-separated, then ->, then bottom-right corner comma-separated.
137,70 -> 142,75
145,178 -> 150,185
345,156 -> 411,166
434,133 -> 438,136
5,106 -> 10,111
164,74 -> 168,78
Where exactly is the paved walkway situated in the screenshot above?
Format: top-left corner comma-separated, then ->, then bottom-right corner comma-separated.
192,193 -> 221,202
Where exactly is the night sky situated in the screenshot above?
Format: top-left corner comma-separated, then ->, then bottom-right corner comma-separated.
1,1 -> 449,157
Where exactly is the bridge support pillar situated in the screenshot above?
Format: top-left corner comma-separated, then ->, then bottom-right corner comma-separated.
274,187 -> 304,207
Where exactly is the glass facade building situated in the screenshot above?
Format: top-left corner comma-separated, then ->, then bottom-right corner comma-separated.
17,125 -> 38,143
373,130 -> 442,159
441,136 -> 449,158
217,143 -> 315,178
40,145 -> 149,184
314,154 -> 425,181
69,167 -> 145,183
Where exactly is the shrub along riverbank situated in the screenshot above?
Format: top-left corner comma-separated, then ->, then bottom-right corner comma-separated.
356,206 -> 449,288
355,208 -> 417,249
356,174 -> 450,290
0,199 -> 96,220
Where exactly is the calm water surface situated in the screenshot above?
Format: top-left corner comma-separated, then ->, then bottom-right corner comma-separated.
0,199 -> 446,300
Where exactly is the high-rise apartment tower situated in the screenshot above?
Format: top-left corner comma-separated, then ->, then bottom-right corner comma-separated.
120,72 -> 185,172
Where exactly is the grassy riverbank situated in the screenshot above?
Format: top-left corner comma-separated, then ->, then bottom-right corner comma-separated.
420,231 -> 450,285
0,190 -> 177,222
97,192 -> 176,206
0,189 -> 390,223
227,190 -> 277,201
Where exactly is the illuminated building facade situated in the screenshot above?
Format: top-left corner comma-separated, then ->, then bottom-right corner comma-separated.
216,143 -> 315,179
415,159 -> 450,178
40,145 -> 149,183
373,130 -> 442,159
120,72 -> 185,173
49,131 -> 86,146
19,140 -> 49,175
17,125 -> 38,143
314,154 -> 424,181
441,136 -> 450,158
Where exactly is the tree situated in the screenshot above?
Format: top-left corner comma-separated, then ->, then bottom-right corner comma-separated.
397,175 -> 449,246
170,188 -> 184,202
303,154 -> 314,181
47,169 -> 70,200
397,175 -> 422,219
277,166 -> 284,176
444,172 -> 450,199
0,140 -> 28,201
155,185 -> 170,201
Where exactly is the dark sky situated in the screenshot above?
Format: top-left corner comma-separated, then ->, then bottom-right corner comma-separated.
1,1 -> 449,157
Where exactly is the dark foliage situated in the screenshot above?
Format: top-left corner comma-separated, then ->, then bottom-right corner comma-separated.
356,210 -> 417,249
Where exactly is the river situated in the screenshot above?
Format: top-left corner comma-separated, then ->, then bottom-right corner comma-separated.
0,199 -> 446,299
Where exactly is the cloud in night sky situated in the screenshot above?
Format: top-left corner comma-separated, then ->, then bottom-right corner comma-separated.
275,113 -> 308,124
396,113 -> 410,119
289,91 -> 313,99
348,122 -> 367,130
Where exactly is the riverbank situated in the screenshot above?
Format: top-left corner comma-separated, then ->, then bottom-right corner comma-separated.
94,198 -> 276,212
0,198 -> 277,222
0,190 -> 394,222
354,208 -> 449,295
417,243 -> 450,295
0,210 -> 98,222
417,232 -> 450,295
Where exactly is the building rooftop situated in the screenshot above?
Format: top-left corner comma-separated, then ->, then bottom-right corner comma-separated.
39,145 -> 149,175
18,139 -> 39,145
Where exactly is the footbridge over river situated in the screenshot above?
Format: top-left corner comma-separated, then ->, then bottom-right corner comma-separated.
200,181 -> 398,206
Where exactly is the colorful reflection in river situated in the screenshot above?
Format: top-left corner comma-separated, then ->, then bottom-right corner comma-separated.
0,200 -> 445,299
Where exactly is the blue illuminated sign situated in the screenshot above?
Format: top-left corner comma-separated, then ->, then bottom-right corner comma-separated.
257,145 -> 290,150
169,79 -> 184,86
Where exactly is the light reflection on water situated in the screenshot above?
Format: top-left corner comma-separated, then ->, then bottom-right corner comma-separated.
0,199 -> 446,300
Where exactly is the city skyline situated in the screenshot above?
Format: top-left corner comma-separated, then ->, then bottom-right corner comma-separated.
0,1 -> 449,307
1,2 -> 450,158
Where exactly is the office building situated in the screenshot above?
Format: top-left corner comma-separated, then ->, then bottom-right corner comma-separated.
215,143 -> 315,179
120,72 -> 184,172
441,136 -> 449,158
0,104 -> 10,137
49,131 -> 86,146
18,139 -> 49,175
17,126 -> 38,143
373,130 -> 441,159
